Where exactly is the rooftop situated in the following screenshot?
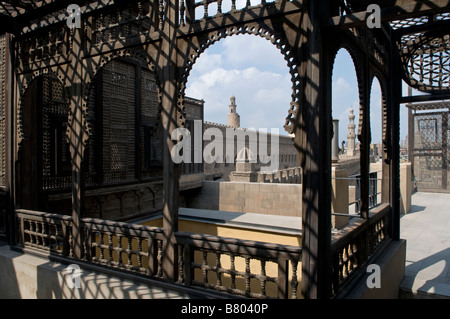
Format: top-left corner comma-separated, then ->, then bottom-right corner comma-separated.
400,191 -> 450,298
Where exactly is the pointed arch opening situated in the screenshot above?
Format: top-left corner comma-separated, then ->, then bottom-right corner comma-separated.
331,47 -> 362,225
18,74 -> 71,211
184,33 -> 299,177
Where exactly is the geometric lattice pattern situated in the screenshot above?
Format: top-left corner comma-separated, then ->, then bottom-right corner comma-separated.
413,111 -> 449,190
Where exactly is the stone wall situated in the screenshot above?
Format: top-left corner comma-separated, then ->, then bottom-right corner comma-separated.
202,122 -> 299,180
185,180 -> 302,217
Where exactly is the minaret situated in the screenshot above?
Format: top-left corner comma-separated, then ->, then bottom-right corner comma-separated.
347,107 -> 356,157
227,95 -> 240,128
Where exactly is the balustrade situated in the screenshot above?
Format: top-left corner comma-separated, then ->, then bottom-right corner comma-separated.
175,232 -> 302,298
15,204 -> 389,298
330,204 -> 390,296
16,210 -> 72,257
179,0 -> 279,25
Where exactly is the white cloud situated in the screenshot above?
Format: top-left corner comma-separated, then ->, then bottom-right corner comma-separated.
191,52 -> 223,74
219,35 -> 288,72
186,63 -> 291,133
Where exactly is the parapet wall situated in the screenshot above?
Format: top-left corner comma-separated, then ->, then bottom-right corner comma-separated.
257,167 -> 301,184
186,180 -> 302,217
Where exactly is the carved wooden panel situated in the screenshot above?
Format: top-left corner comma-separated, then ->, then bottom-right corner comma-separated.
141,68 -> 162,178
102,60 -> 136,183
41,76 -> 71,190
0,34 -> 6,188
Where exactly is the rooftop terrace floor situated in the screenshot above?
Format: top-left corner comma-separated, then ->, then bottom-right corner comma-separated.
400,191 -> 450,299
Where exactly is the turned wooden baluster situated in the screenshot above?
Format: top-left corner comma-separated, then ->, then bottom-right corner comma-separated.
260,260 -> 267,296
230,255 -> 236,289
29,221 -> 35,245
99,233 -> 104,261
159,0 -> 164,29
291,261 -> 299,299
69,229 -> 74,258
157,240 -> 163,277
117,235 -> 123,265
203,0 -> 208,19
108,234 -> 113,264
137,238 -> 143,269
202,250 -> 208,284
178,245 -> 185,283
216,252 -> 222,287
231,0 -> 236,11
127,236 -> 132,267
180,0 -> 186,26
245,257 -> 251,294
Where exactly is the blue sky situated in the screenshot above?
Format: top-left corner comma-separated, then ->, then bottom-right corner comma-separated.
185,34 -> 409,144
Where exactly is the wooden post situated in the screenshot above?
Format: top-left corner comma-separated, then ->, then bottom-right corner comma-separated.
299,0 -> 332,299
4,33 -> 15,245
359,55 -> 371,220
68,27 -> 87,260
388,32 -> 401,241
407,86 -> 414,183
159,0 -> 180,282
441,113 -> 448,190
277,259 -> 289,299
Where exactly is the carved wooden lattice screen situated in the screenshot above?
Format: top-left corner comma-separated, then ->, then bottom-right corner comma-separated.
0,34 -> 6,189
0,34 -> 6,237
141,68 -> 162,178
413,110 -> 450,190
102,60 -> 136,184
41,77 -> 71,190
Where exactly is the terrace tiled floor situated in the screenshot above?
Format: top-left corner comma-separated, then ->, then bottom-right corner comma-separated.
399,191 -> 450,298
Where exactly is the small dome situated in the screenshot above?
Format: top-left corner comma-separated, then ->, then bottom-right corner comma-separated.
236,147 -> 255,162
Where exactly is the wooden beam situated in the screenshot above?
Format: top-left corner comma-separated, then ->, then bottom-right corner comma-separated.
328,0 -> 450,28
401,93 -> 450,104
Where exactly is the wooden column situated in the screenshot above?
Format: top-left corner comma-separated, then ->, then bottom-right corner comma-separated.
441,113 -> 448,190
359,56 -> 371,220
68,27 -> 87,259
5,33 -> 14,245
407,86 -> 414,183
388,32 -> 401,241
159,0 -> 180,281
299,0 -> 332,299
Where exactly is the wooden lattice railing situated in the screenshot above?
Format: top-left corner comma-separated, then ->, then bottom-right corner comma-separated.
330,203 -> 390,297
179,0 -> 284,25
175,232 -> 302,298
16,204 -> 389,298
81,218 -> 165,278
15,209 -> 302,298
16,210 -> 73,257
